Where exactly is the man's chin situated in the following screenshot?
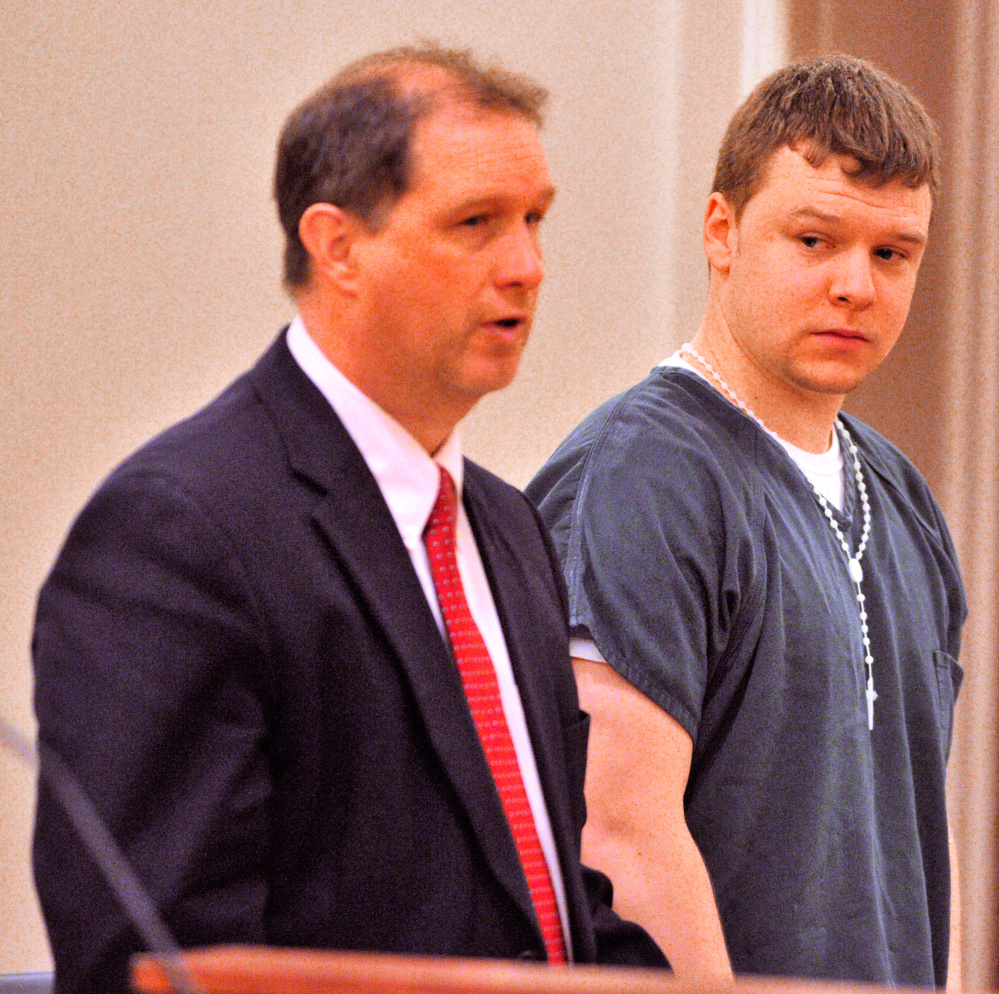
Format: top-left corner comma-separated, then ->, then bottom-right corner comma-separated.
790,357 -> 883,398
468,369 -> 522,401
459,351 -> 527,398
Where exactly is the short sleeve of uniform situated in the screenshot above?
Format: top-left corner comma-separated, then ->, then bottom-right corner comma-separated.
526,371 -> 765,739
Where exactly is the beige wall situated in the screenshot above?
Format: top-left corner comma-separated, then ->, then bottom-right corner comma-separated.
0,0 -> 786,974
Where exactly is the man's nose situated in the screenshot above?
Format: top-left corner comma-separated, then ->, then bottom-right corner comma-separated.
495,223 -> 545,289
829,248 -> 876,308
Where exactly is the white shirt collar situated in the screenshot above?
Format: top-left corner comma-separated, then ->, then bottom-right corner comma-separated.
286,315 -> 464,553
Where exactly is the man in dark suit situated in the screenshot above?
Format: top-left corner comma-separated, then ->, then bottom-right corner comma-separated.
32,43 -> 665,994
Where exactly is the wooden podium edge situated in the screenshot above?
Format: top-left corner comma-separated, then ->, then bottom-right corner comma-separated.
131,946 -> 907,994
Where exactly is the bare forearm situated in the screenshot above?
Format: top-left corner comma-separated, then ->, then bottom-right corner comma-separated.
583,820 -> 732,980
572,658 -> 733,980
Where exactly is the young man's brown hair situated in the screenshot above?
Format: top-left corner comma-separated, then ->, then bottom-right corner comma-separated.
274,41 -> 548,289
712,54 -> 939,219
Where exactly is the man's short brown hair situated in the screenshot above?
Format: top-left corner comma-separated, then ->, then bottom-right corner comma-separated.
712,55 -> 939,218
274,42 -> 548,289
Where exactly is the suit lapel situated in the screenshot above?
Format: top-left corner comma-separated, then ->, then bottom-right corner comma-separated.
250,333 -> 537,933
463,476 -> 572,820
313,462 -> 540,931
462,475 -> 584,944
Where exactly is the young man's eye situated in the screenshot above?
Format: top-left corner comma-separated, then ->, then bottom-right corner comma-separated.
800,235 -> 822,248
874,247 -> 901,261
462,215 -> 488,227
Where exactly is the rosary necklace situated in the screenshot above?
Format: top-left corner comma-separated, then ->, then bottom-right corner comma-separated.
678,344 -> 877,730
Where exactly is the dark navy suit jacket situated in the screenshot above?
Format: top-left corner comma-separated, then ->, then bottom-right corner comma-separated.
32,331 -> 665,994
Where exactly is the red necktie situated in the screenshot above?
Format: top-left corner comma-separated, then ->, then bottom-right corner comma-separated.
423,466 -> 567,964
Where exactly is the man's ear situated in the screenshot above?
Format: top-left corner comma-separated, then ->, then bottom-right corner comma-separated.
703,192 -> 738,276
298,203 -> 363,293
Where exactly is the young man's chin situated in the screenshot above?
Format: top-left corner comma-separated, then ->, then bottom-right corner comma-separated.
782,347 -> 889,396
791,367 -> 877,399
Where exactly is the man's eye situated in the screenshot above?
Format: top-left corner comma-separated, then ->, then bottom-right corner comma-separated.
874,247 -> 901,261
800,235 -> 822,248
462,215 -> 487,227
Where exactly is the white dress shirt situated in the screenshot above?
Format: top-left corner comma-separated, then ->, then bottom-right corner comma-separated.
286,317 -> 571,954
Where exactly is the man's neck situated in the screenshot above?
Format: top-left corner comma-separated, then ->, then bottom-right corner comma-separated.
296,303 -> 468,455
688,317 -> 844,454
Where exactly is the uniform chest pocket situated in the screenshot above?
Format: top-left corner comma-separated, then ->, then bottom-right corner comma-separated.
932,649 -> 963,758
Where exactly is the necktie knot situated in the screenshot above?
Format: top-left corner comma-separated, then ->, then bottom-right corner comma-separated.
425,465 -> 458,544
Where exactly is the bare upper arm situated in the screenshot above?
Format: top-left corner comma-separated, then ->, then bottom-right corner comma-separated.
573,657 -> 694,833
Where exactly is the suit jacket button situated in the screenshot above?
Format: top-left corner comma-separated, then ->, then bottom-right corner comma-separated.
517,950 -> 540,961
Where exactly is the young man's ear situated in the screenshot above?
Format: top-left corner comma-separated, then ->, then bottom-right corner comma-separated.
703,192 -> 739,276
298,203 -> 363,294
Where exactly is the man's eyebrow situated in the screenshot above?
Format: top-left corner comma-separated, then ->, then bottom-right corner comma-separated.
450,185 -> 557,215
788,206 -> 839,225
787,206 -> 927,246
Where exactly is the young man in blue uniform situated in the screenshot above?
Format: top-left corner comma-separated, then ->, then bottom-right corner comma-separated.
527,56 -> 965,988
